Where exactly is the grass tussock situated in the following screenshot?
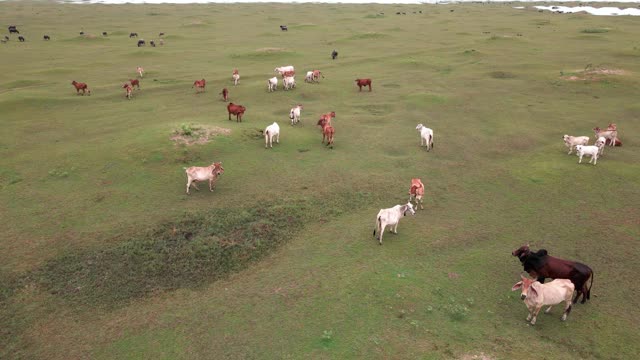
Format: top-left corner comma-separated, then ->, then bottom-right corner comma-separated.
229,48 -> 298,60
348,32 -> 388,40
581,28 -> 609,34
489,71 -> 516,79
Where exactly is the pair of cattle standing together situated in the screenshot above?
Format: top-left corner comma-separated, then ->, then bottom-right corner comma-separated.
373,179 -> 426,245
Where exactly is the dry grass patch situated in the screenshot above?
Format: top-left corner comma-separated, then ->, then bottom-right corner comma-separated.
562,64 -> 628,81
170,125 -> 231,146
459,353 -> 496,360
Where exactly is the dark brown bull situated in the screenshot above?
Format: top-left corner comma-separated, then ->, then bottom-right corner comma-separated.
512,245 -> 594,304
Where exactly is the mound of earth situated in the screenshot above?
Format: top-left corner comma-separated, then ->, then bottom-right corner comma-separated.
171,125 -> 231,146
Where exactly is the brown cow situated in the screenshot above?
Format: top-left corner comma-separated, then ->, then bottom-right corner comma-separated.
319,111 -> 336,126
71,80 -> 90,95
317,118 -> 335,147
122,83 -> 133,99
409,178 -> 425,210
355,78 -> 372,92
227,102 -> 246,122
129,79 -> 140,89
312,70 -> 324,81
220,88 -> 229,102
192,79 -> 206,93
512,245 -> 594,304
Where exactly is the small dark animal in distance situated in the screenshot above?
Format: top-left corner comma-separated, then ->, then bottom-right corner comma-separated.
102,31 -> 108,36
129,32 -> 138,38
79,31 -> 84,35
18,36 -> 25,42
137,39 -> 145,47
331,50 -> 338,60
159,32 -> 165,37
8,25 -> 19,34
280,25 -> 288,31
44,35 -> 50,40
150,40 -> 156,47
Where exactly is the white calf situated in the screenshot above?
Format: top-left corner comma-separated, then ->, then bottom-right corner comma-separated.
232,73 -> 240,86
304,71 -> 314,83
264,122 -> 280,148
137,66 -> 144,78
283,76 -> 296,90
372,202 -> 416,245
595,136 -> 606,156
512,276 -> 574,325
185,162 -> 224,194
563,135 -> 589,155
415,124 -> 434,151
575,145 -> 599,165
290,105 -> 303,125
267,77 -> 278,92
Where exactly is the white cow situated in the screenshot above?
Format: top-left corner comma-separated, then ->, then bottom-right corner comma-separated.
415,124 -> 434,151
185,162 -> 224,194
593,127 -> 617,147
283,76 -> 296,90
290,105 -> 303,125
267,77 -> 278,92
304,71 -> 314,83
264,122 -> 280,148
275,65 -> 295,76
563,135 -> 589,155
232,73 -> 240,86
136,66 -> 144,78
575,145 -> 599,165
594,136 -> 606,156
372,202 -> 416,245
512,276 -> 575,325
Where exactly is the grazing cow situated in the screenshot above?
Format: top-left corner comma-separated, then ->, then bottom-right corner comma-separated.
280,25 -> 288,31
18,36 -> 25,42
137,39 -> 145,47
159,39 -> 164,46
408,178 -> 425,210
415,124 -> 434,151
595,136 -> 606,156
283,76 -> 296,90
267,77 -> 278,92
185,162 -> 224,194
8,25 -> 19,34
290,105 -> 303,125
129,79 -> 140,89
123,83 -> 133,99
227,103 -> 246,122
264,122 -> 280,148
562,135 -> 589,155
274,65 -> 295,77
220,88 -> 229,102
355,78 -> 372,92
102,32 -> 108,36
232,69 -> 240,85
43,35 -> 50,40
593,126 -> 620,147
317,118 -> 335,147
372,202 -> 416,245
575,145 -> 599,165
511,276 -> 575,325
159,32 -> 165,37
282,70 -> 295,78
304,71 -> 314,83
312,70 -> 324,82
512,245 -> 594,304
319,111 -> 336,124
79,31 -> 84,36
331,49 -> 338,60
150,40 -> 156,47
137,66 -> 144,78
71,80 -> 90,95
192,79 -> 206,93
129,32 -> 138,38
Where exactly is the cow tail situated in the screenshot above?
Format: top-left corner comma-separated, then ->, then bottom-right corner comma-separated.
431,134 -> 434,148
587,271 -> 594,300
373,216 -> 380,236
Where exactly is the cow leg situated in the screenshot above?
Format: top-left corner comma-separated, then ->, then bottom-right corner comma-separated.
379,223 -> 385,245
368,84 -> 372,92
209,179 -> 214,192
544,305 -> 553,314
578,154 -> 583,163
568,146 -> 572,155
526,304 -> 534,322
186,178 -> 194,194
392,223 -> 398,234
228,113 -> 232,121
191,180 -> 200,191
530,305 -> 543,325
276,133 -> 279,144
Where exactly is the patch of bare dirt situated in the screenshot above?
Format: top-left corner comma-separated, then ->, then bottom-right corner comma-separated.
562,64 -> 628,81
170,126 -> 231,146
256,47 -> 286,52
459,353 -> 496,360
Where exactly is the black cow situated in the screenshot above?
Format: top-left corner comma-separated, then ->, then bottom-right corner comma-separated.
18,36 -> 25,42
102,31 -> 108,36
43,35 -> 50,40
150,40 -> 156,47
280,25 -> 288,31
137,39 -> 145,47
8,25 -> 19,34
159,32 -> 165,37
79,31 -> 84,35
331,50 -> 338,60
129,32 -> 138,38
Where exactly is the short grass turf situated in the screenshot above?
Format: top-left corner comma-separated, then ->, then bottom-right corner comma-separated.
1,2 -> 640,359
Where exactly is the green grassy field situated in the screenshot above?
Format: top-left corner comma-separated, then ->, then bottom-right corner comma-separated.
1,2 -> 639,359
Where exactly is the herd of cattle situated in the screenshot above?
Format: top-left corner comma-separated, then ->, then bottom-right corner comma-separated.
5,19 -> 614,328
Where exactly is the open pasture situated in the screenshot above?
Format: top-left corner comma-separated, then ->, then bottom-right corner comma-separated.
1,2 -> 639,359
